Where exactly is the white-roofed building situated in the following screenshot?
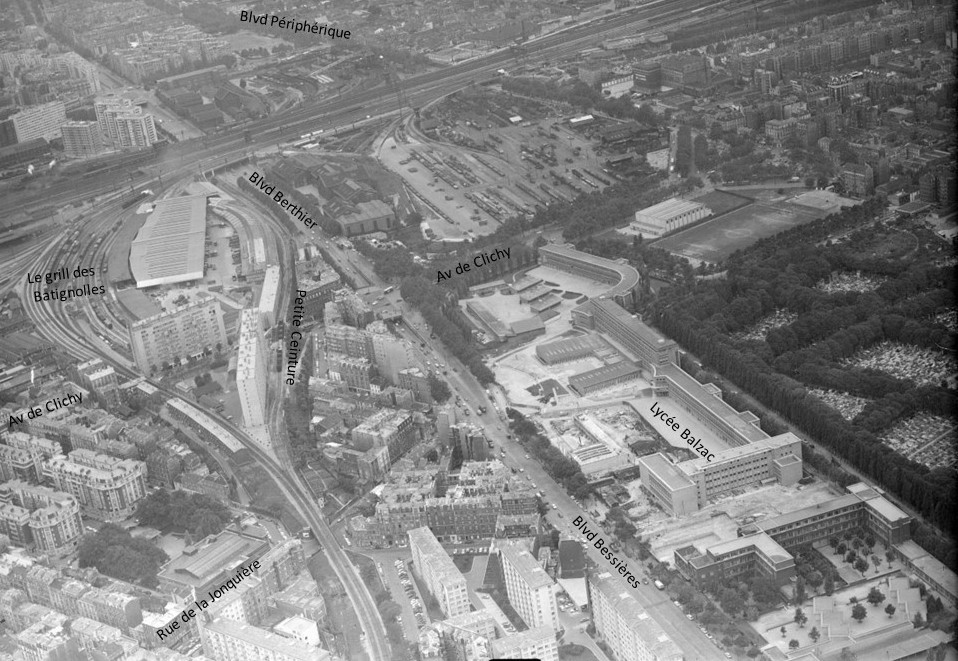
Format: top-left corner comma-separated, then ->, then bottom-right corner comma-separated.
631,197 -> 712,237
236,309 -> 267,429
408,526 -> 470,618
130,195 -> 208,288
496,539 -> 559,631
258,266 -> 281,327
589,572 -> 683,661
489,625 -> 559,661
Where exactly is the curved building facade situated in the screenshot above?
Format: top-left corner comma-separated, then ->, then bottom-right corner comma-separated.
538,244 -> 641,311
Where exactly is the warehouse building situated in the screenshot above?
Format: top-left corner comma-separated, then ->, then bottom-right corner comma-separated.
631,198 -> 712,238
129,194 -> 208,288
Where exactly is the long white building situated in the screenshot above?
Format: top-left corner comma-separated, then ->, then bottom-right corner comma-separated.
236,309 -> 267,428
408,526 -> 471,618
589,572 -> 683,661
489,625 -> 559,661
496,539 -> 560,631
129,299 -> 227,375
631,198 -> 711,237
258,265 -> 281,327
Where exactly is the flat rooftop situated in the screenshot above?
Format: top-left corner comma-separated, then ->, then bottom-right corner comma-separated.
539,243 -> 640,301
636,197 -> 710,220
130,194 -> 207,288
660,363 -> 769,444
639,453 -> 694,491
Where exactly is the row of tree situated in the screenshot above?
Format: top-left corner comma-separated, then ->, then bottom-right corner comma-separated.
506,409 -> 592,499
645,201 -> 958,548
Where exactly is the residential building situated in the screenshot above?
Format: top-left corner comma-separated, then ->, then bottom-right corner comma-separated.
408,527 -> 471,618
497,539 -> 559,631
44,449 -> 147,522
450,424 -> 488,462
397,367 -> 431,403
60,121 -> 103,158
589,572 -> 683,661
77,358 -> 119,407
349,461 -> 537,548
351,409 -> 417,465
842,163 -> 875,198
0,481 -> 83,556
129,300 -> 228,374
199,616 -> 331,661
368,332 -> 411,384
236,309 -> 267,428
9,102 -> 67,143
258,265 -> 281,327
0,442 -> 45,484
489,625 -> 559,661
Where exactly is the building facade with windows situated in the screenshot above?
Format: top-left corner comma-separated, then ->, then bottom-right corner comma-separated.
408,526 -> 471,618
497,540 -> 559,631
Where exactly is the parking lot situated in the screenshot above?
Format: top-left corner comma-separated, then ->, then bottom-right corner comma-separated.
381,558 -> 429,641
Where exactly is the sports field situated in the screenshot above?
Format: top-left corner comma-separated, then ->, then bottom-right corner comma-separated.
653,200 -> 823,263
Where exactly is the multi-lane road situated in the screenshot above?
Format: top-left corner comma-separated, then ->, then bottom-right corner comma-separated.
0,0 -> 772,219
0,2 -> 783,657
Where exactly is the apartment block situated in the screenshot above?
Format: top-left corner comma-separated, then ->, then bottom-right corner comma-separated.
369,331 -> 411,384
199,616 -> 331,661
236,309 -> 267,428
0,481 -> 83,556
497,539 -> 559,631
589,572 -> 683,661
61,121 -> 103,158
10,102 -> 67,143
350,462 -> 537,548
44,449 -> 147,522
0,442 -> 45,484
489,625 -> 560,661
77,357 -> 119,407
408,527 -> 471,618
129,299 -> 228,374
397,367 -> 431,403
258,265 -> 281,327
350,408 -> 417,465
94,95 -> 157,148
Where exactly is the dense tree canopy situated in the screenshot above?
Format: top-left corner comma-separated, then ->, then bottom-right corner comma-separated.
78,524 -> 169,588
135,489 -> 231,539
645,200 -> 958,553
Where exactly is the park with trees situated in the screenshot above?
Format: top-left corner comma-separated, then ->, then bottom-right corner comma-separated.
647,199 -> 957,566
